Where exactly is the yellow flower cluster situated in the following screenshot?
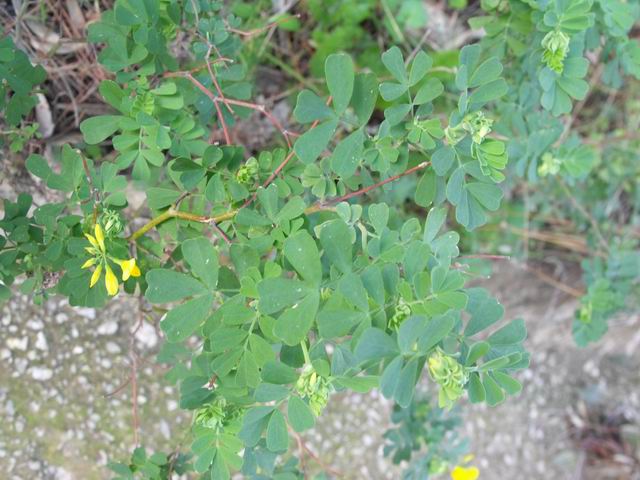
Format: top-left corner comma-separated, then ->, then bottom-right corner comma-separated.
82,224 -> 140,296
451,465 -> 479,480
451,455 -> 480,480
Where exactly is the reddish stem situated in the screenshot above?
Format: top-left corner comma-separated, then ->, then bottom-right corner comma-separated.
324,161 -> 431,206
241,96 -> 332,209
227,14 -> 300,37
181,72 -> 232,145
206,45 -> 234,115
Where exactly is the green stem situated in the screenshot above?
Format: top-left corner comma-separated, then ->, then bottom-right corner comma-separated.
300,340 -> 311,365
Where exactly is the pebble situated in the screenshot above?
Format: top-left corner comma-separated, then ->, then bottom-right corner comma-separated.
34,332 -> 48,351
30,367 -> 53,381
26,319 -> 44,331
135,321 -> 158,348
97,320 -> 118,336
6,337 -> 28,351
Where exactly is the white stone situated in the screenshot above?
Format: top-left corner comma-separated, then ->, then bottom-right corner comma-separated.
6,337 -> 28,351
105,341 -> 121,354
14,358 -> 28,374
135,321 -> 158,348
35,332 -> 48,351
97,320 -> 118,336
76,307 -> 96,319
30,366 -> 53,381
26,319 -> 44,330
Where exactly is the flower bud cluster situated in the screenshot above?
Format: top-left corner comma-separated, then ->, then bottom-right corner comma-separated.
428,348 -> 468,409
295,364 -> 331,416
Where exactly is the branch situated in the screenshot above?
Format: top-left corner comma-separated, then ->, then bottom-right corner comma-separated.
241,97 -> 333,209
167,71 -> 232,145
129,161 -> 432,243
170,71 -> 292,147
306,161 -> 431,213
226,14 -> 300,38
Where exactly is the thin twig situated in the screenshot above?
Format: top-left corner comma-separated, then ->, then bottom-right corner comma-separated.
205,44 -> 234,114
290,429 -> 343,478
171,72 -> 291,147
242,96 -> 332,208
226,14 -> 301,37
310,161 -> 431,211
459,254 -> 511,261
405,28 -> 432,65
103,375 -> 132,398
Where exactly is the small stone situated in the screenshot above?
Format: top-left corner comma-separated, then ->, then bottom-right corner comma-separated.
105,341 -> 121,354
30,366 -> 53,381
76,307 -> 96,319
26,319 -> 44,330
14,418 -> 25,433
97,320 -> 118,336
35,332 -> 48,351
135,321 -> 158,348
6,337 -> 28,351
14,358 -> 28,374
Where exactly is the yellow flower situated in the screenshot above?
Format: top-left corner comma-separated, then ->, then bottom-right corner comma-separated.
85,224 -> 106,254
116,258 -> 141,281
81,258 -> 96,269
105,264 -> 119,296
90,263 -> 103,288
82,221 -> 140,296
451,466 -> 479,480
94,223 -> 106,252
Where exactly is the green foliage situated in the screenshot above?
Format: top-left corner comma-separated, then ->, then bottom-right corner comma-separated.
108,447 -> 192,479
0,36 -> 46,126
384,395 -> 469,479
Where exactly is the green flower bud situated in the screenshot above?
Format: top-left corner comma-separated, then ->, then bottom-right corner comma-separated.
194,396 -> 243,432
538,152 -> 561,177
542,30 -> 570,74
463,111 -> 493,144
320,287 -> 332,301
132,91 -> 154,116
389,298 -> 411,330
578,301 -> 592,324
428,348 -> 468,409
100,209 -> 124,237
295,364 -> 331,416
236,157 -> 259,184
445,111 -> 493,146
429,455 -> 448,475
